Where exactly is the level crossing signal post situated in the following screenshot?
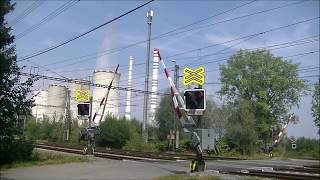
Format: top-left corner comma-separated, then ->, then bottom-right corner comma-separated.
157,49 -> 208,172
78,99 -> 99,155
76,89 -> 97,155
182,66 -> 207,172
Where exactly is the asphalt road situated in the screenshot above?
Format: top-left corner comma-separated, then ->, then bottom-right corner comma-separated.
1,159 -> 177,180
1,156 -> 319,180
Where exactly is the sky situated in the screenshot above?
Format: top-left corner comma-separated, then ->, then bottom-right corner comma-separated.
6,0 -> 319,138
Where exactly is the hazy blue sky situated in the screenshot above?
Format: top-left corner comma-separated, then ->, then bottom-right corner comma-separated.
6,0 -> 319,138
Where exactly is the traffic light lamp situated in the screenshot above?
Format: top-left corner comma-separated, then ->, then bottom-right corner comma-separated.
77,103 -> 90,116
184,89 -> 206,110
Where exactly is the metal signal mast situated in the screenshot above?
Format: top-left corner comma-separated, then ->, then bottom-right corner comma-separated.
142,9 -> 153,143
157,48 -> 205,172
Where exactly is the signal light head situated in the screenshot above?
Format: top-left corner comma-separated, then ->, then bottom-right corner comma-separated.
184,89 -> 206,111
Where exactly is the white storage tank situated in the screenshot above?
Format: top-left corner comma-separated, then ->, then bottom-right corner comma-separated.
68,81 -> 90,119
92,70 -> 120,123
32,90 -> 48,120
47,84 -> 67,120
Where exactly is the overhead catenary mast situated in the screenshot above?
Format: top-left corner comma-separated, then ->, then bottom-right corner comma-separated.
142,9 -> 153,143
125,56 -> 134,120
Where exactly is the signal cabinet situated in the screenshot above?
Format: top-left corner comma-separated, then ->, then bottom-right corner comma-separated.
195,128 -> 218,151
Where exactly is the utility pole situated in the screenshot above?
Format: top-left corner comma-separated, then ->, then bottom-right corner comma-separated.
198,84 -> 203,128
142,9 -> 153,143
172,60 -> 179,151
64,89 -> 70,142
174,62 -> 179,149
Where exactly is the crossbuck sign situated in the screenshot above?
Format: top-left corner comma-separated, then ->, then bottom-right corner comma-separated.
183,66 -> 205,86
75,89 -> 90,102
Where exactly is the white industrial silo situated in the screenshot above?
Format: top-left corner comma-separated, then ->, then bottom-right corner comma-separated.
47,84 -> 67,121
92,70 -> 120,123
68,80 -> 90,121
32,90 -> 48,121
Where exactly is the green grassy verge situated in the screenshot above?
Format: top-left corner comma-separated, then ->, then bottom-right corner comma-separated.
0,149 -> 90,170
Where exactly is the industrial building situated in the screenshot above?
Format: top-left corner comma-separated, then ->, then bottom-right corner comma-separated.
47,84 -> 67,120
32,70 -> 121,124
92,70 -> 121,122
32,90 -> 48,120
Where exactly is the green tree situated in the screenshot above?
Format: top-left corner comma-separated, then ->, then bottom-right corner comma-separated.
225,99 -> 258,155
311,82 -> 320,133
155,94 -> 174,141
0,1 -> 35,164
96,116 -> 131,149
202,99 -> 229,136
219,50 -> 308,142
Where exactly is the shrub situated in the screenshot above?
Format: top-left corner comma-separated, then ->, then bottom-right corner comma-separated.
0,139 -> 34,165
155,141 -> 169,152
176,139 -> 191,153
216,138 -> 231,154
97,119 -> 129,148
123,134 -> 155,151
284,137 -> 320,159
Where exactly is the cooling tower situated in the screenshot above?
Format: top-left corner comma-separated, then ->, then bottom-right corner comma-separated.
92,70 -> 120,123
32,90 -> 48,120
125,56 -> 133,120
149,49 -> 160,126
68,80 -> 90,120
47,84 -> 67,120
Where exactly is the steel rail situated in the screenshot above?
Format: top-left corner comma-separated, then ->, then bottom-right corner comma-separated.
35,143 -> 320,179
35,142 -> 242,161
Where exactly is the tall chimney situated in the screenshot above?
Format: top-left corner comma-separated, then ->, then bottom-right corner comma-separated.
149,49 -> 160,126
125,56 -> 133,120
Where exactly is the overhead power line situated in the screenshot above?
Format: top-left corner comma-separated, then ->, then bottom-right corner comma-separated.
27,51 -> 319,96
17,0 -> 155,62
181,38 -> 319,67
163,17 -> 320,59
20,72 -> 168,96
47,35 -> 318,76
37,38 -> 319,86
159,1 -> 308,39
40,16 -> 319,75
16,0 -> 79,39
174,35 -> 319,61
36,0 -> 306,68
155,0 -> 258,39
9,0 -> 45,26
24,0 -> 257,67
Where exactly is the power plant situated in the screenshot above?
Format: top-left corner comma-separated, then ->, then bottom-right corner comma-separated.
32,70 -> 121,124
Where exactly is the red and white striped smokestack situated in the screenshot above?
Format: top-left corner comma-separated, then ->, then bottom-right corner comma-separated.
125,56 -> 133,120
149,49 -> 160,126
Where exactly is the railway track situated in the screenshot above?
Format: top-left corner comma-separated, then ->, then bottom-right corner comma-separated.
35,143 -> 320,180
35,142 -> 241,161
